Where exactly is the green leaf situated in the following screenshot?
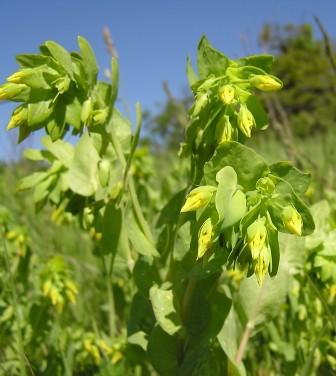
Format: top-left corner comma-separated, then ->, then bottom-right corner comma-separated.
16,54 -> 51,68
27,100 -> 53,127
33,174 -> 56,203
270,161 -> 310,197
268,177 -> 315,236
77,36 -> 99,87
44,41 -> 74,78
127,212 -> 159,258
127,331 -> 148,352
147,326 -> 179,376
99,201 -> 122,256
204,142 -> 269,190
217,307 -> 246,376
197,35 -> 229,78
246,95 -> 268,129
150,285 -> 182,336
157,188 -> 187,227
68,132 -> 100,196
215,166 -> 246,228
41,136 -> 74,167
17,172 -> 48,191
238,55 -> 274,73
23,148 -> 44,161
189,246 -> 228,280
133,258 -> 161,295
128,292 -> 155,336
45,100 -> 67,141
107,109 -> 132,154
65,95 -> 82,130
186,56 -> 198,89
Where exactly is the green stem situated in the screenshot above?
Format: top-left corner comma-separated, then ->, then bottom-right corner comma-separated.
102,257 -> 116,338
1,230 -> 28,376
108,122 -> 153,243
182,278 -> 197,322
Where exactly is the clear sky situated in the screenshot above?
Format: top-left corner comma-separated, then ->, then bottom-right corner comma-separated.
0,0 -> 335,160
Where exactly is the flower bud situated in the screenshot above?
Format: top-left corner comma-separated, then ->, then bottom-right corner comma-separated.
254,245 -> 270,285
250,75 -> 283,92
98,159 -> 110,188
93,108 -> 109,125
81,98 -> 93,124
7,68 -> 49,89
7,105 -> 28,130
181,186 -> 216,212
7,70 -> 33,84
215,115 -> 233,144
54,75 -> 71,93
282,206 -> 302,236
256,177 -> 275,195
247,217 -> 267,259
197,218 -> 213,259
238,105 -> 255,138
219,85 -> 235,105
0,83 -> 29,101
83,207 -> 94,229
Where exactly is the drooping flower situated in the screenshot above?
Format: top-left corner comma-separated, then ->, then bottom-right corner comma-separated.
238,104 -> 255,138
219,84 -> 235,105
216,114 -> 233,143
247,217 -> 267,259
254,245 -> 271,285
197,218 -> 213,259
7,105 -> 27,130
181,186 -> 216,213
250,74 -> 283,92
282,206 -> 303,236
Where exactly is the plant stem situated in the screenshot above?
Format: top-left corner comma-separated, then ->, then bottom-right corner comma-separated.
235,283 -> 265,364
102,257 -> 116,338
182,278 -> 196,322
108,122 -> 154,244
1,230 -> 28,376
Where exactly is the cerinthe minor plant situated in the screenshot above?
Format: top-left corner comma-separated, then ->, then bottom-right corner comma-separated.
0,35 -> 315,374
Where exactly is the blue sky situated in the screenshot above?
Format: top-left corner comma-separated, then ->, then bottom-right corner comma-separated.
0,0 -> 335,160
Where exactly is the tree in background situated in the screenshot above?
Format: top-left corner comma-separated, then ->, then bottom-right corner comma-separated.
260,23 -> 336,137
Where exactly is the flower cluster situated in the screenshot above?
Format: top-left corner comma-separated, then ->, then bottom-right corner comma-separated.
181,165 -> 308,285
0,37 -> 110,142
41,256 -> 78,312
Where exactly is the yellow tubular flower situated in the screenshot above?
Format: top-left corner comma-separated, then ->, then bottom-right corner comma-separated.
247,218 -> 267,260
282,206 -> 303,236
219,85 -> 235,105
7,106 -> 27,130
254,246 -> 270,285
215,115 -> 233,144
237,105 -> 255,138
0,83 -> 28,100
197,218 -> 213,259
7,70 -> 32,84
112,351 -> 123,364
84,339 -> 101,365
250,74 -> 283,92
181,186 -> 215,213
